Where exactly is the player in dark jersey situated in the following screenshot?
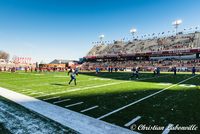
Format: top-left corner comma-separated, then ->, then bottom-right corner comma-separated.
130,67 -> 139,80
156,67 -> 160,76
173,66 -> 177,75
68,68 -> 73,75
75,67 -> 79,76
68,70 -> 77,85
153,67 -> 157,76
192,67 -> 196,75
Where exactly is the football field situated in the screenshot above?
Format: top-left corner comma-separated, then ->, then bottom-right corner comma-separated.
0,71 -> 199,134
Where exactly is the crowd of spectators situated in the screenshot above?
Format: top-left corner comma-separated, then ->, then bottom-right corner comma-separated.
81,59 -> 200,72
87,32 -> 199,56
0,66 -> 71,73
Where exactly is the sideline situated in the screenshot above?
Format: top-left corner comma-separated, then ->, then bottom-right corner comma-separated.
0,87 -> 138,134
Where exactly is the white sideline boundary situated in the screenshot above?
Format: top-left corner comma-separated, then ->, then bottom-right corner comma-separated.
81,105 -> 99,113
65,102 -> 84,108
162,124 -> 174,134
0,87 -> 138,134
97,75 -> 197,120
124,116 -> 141,127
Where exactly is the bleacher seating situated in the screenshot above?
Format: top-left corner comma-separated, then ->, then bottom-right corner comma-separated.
86,32 -> 200,56
82,32 -> 200,71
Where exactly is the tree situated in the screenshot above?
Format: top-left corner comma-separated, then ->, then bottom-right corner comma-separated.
0,50 -> 9,60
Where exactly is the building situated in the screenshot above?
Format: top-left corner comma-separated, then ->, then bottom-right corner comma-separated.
39,59 -> 79,68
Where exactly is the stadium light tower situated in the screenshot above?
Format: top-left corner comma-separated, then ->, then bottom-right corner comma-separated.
172,19 -> 182,35
130,28 -> 137,39
99,34 -> 105,44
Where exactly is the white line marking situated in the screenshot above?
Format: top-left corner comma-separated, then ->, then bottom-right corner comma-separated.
35,75 -> 170,98
43,96 -> 60,101
21,89 -> 32,91
158,83 -> 172,85
22,90 -> 33,93
35,81 -> 128,98
188,85 -> 196,87
28,92 -> 40,95
179,84 -> 196,87
65,102 -> 84,108
97,75 -> 197,120
162,124 -> 174,134
38,92 -> 44,94
124,116 -> 141,127
80,105 -> 99,113
53,99 -> 71,104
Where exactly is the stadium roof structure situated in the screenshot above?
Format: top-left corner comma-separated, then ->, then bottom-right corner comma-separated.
49,59 -> 78,64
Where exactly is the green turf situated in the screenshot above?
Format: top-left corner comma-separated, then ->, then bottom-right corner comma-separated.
0,71 -> 199,134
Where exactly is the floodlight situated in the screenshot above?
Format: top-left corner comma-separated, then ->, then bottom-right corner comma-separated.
172,19 -> 183,35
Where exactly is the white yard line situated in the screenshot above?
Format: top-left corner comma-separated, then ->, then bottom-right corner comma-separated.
124,116 -> 141,127
0,87 -> 137,134
158,83 -> 172,85
65,81 -> 128,93
162,124 -> 174,134
28,92 -> 40,95
35,81 -> 129,98
22,90 -> 34,93
179,84 -> 188,87
179,84 -> 196,87
80,105 -> 99,113
34,82 -> 115,98
97,75 -> 197,120
21,89 -> 33,91
28,92 -> 44,95
43,96 -> 60,101
65,102 -> 84,108
35,75 -> 170,98
53,99 -> 71,104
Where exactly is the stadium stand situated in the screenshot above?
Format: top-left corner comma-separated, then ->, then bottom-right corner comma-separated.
82,32 -> 200,71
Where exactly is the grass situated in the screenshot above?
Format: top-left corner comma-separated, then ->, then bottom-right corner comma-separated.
0,71 -> 200,134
